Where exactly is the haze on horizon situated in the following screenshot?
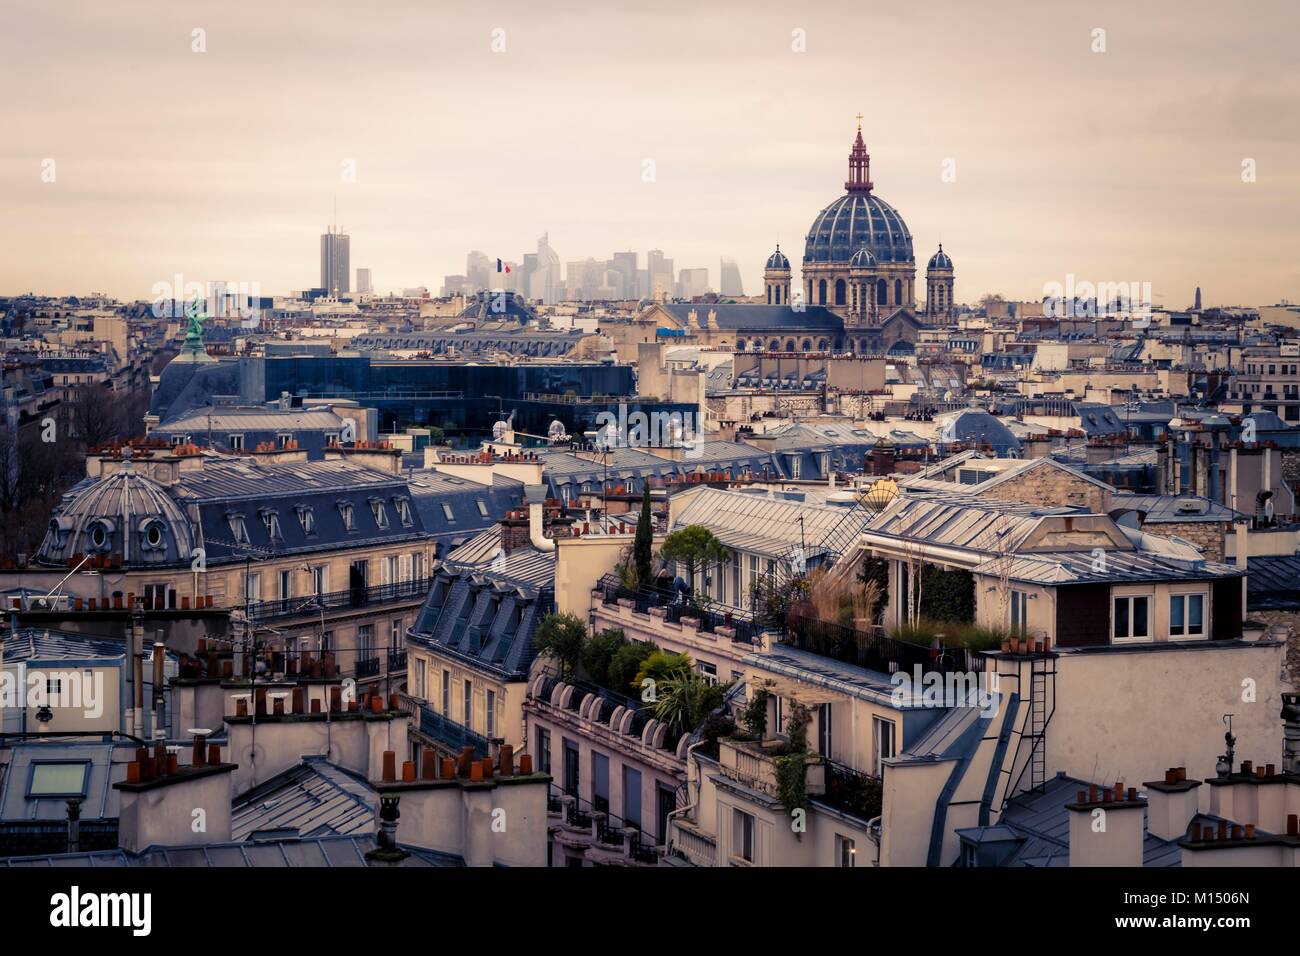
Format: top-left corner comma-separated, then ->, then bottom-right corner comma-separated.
2,0 -> 1298,309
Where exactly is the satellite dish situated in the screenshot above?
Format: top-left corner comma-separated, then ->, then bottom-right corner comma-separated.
547,420 -> 568,443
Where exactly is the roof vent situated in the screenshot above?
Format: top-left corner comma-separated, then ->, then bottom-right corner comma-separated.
1174,498 -> 1206,515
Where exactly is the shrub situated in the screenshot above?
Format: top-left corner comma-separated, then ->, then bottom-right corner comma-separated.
533,612 -> 587,677
581,628 -> 627,687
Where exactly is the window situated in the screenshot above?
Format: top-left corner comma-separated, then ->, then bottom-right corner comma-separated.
733,808 -> 755,863
872,716 -> 896,777
563,739 -> 580,796
338,502 -> 355,532
386,555 -> 399,585
261,509 -> 282,541
228,433 -> 244,451
536,727 -> 551,774
391,617 -> 403,646
961,841 -> 977,867
244,572 -> 261,604
697,660 -> 718,685
144,583 -> 167,608
837,834 -> 856,868
818,702 -> 833,758
311,565 -> 328,595
1169,593 -> 1206,639
1010,590 -> 1028,636
297,506 -> 316,535
1113,594 -> 1151,642
371,499 -> 389,529
442,670 -> 450,714
27,761 -> 90,798
414,658 -> 426,699
441,503 -> 455,522
321,630 -> 333,652
227,513 -> 250,545
623,766 -> 642,829
395,496 -> 413,527
277,433 -> 292,448
463,679 -> 472,727
476,499 -> 490,518
279,569 -> 292,601
486,689 -> 496,738
357,624 -> 374,659
411,552 -> 424,581
591,752 -> 610,812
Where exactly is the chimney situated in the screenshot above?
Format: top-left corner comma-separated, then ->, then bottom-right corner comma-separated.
1066,783 -> 1147,867
525,485 -> 555,552
113,734 -> 236,854
1143,769 -> 1201,841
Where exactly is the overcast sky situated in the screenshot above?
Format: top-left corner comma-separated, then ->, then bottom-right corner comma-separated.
2,0 -> 1298,307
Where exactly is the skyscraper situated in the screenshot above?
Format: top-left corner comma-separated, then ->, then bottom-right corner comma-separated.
356,268 -> 373,294
320,226 -> 350,295
719,257 -> 744,297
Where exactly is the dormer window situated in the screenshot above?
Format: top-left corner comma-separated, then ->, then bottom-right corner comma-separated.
86,520 -> 113,551
370,498 -> 389,529
227,513 -> 250,545
338,501 -> 355,532
394,496 -> 413,527
296,505 -> 316,535
259,508 -> 282,541
140,521 -> 166,550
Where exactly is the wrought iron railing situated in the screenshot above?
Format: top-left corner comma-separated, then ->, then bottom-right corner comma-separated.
246,577 -> 433,621
783,615 -> 974,675
355,657 -> 380,678
416,703 -> 489,758
820,760 -> 884,822
597,575 -> 760,645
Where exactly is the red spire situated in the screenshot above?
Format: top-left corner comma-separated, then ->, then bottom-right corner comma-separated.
845,114 -> 873,193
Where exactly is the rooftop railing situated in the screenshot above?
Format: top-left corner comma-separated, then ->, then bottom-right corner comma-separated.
782,614 -> 978,675
246,577 -> 433,622
596,574 -> 760,646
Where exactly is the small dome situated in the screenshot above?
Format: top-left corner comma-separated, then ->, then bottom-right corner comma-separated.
37,469 -> 196,568
765,246 -> 790,271
848,245 -> 876,270
927,245 -> 953,271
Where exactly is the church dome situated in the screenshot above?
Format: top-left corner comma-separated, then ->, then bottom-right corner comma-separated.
765,247 -> 790,271
37,468 -> 196,568
928,245 -> 953,270
805,193 -> 913,266
804,125 -> 914,266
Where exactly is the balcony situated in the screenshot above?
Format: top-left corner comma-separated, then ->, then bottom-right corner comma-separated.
414,702 -> 489,758
596,575 -> 760,646
782,614 -> 979,675
716,737 -> 826,799
669,821 -> 717,867
550,788 -> 662,866
355,657 -> 380,678
246,577 -> 433,623
818,760 -> 883,823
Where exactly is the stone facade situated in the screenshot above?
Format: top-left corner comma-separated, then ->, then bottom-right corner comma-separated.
1139,520 -> 1229,562
981,467 -> 1112,514
1248,610 -> 1300,683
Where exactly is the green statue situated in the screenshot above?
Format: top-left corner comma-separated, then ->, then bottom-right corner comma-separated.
184,296 -> 207,348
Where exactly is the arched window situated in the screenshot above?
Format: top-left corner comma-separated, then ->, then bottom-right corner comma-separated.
895,279 -> 903,305
801,339 -> 813,351
775,286 -> 782,305
817,338 -> 829,351
818,280 -> 827,304
736,339 -> 747,352
785,339 -> 796,351
835,279 -> 846,305
860,337 -> 870,353
766,286 -> 772,305
877,278 -> 888,305
769,339 -> 780,351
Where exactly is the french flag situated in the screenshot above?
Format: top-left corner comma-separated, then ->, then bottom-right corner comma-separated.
497,258 -> 511,274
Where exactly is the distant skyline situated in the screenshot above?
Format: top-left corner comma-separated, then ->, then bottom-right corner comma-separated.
3,0 -> 1298,307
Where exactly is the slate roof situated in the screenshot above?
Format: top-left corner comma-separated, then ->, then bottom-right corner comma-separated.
657,303 -> 843,331
671,486 -> 852,558
151,406 -> 347,434
231,758 -> 376,841
971,549 -> 1244,586
1245,554 -> 1300,610
968,774 -> 1182,867
0,834 -> 463,867
1112,494 -> 1243,524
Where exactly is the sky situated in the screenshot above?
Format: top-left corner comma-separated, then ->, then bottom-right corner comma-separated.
2,0 -> 1298,308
